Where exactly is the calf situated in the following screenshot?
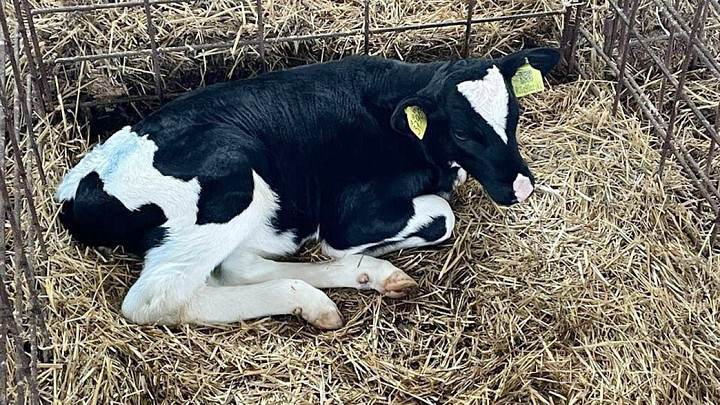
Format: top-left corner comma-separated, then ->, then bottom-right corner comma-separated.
56,48 -> 559,328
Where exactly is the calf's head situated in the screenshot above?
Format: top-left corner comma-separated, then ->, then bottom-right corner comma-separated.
391,48 -> 560,206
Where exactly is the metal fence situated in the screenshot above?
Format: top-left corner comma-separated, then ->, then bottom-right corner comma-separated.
578,0 -> 720,246
2,0 -> 718,402
1,1 -> 585,402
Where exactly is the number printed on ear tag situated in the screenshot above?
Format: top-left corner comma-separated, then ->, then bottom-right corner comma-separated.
404,105 -> 427,140
511,59 -> 545,98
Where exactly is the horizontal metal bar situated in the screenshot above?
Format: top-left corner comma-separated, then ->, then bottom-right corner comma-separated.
52,7 -> 571,65
32,0 -> 195,15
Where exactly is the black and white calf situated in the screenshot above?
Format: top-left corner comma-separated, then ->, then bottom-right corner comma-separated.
56,48 -> 559,329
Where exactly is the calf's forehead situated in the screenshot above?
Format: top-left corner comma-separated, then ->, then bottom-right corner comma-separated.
455,66 -> 510,144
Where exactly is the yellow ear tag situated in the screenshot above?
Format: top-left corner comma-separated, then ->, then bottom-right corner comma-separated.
511,58 -> 545,98
404,105 -> 427,140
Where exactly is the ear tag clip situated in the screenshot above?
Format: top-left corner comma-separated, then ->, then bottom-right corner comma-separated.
404,105 -> 427,140
511,58 -> 545,98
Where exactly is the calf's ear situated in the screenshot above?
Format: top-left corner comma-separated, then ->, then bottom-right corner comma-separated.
391,97 -> 435,141
497,48 -> 560,80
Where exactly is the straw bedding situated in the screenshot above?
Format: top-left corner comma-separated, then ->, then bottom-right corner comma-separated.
12,0 -> 720,403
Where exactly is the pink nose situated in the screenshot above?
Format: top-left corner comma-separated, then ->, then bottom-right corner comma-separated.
513,174 -> 534,203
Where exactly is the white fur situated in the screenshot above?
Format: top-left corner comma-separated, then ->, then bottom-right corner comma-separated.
56,126 -> 201,224
456,66 -> 509,144
121,171 -> 298,324
214,251 -> 405,294
322,194 -> 454,258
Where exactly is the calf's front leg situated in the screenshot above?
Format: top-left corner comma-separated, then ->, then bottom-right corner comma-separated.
212,251 -> 418,298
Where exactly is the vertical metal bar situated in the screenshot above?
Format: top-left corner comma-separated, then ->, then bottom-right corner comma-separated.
602,8 -> 616,57
658,0 -> 682,112
567,3 -> 585,73
463,0 -> 475,58
19,0 -> 51,108
563,6 -> 577,64
11,51 -> 40,405
24,75 -> 47,189
712,213 -> 720,249
707,104 -> 720,177
363,0 -> 370,55
0,16 -> 48,263
612,0 -> 641,115
659,1 -> 708,175
0,25 -> 7,405
256,0 -> 266,73
143,0 -> 164,103
10,0 -> 45,116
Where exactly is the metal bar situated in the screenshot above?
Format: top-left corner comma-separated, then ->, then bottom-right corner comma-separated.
657,0 -> 681,112
607,0 -> 720,146
10,0 -> 45,115
580,27 -> 720,212
52,8 -> 570,65
256,0 -> 265,73
0,14 -> 48,261
567,2 -> 585,72
463,0 -> 475,58
143,0 -> 165,103
707,104 -> 720,177
650,0 -> 720,79
659,2 -> 708,175
0,32 -> 30,405
612,0 -> 641,115
363,0 -> 370,55
24,75 -> 48,189
0,29 -> 7,405
32,0 -> 195,15
11,55 -> 40,405
19,0 -> 51,108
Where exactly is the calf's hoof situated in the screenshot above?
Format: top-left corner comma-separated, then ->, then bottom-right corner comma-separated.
382,270 -> 418,298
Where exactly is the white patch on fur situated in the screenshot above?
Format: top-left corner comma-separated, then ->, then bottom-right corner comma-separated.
322,194 -> 454,258
121,171 -> 299,324
456,66 -> 510,144
55,126 -> 200,225
449,161 -> 468,188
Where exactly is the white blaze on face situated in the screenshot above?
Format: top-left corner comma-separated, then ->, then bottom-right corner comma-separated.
456,66 -> 510,144
513,173 -> 533,203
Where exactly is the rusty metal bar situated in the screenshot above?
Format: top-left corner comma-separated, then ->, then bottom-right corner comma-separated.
707,104 -> 720,177
19,0 -> 51,108
32,0 -> 194,15
10,0 -> 46,116
143,0 -> 165,103
659,2 -> 708,175
363,0 -> 370,55
53,8 -> 570,65
256,0 -> 265,73
25,75 -> 47,189
566,2 -> 586,71
657,0 -> 682,112
0,12 -> 48,262
463,0 -> 475,58
611,0 -> 640,115
0,30 -> 33,405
